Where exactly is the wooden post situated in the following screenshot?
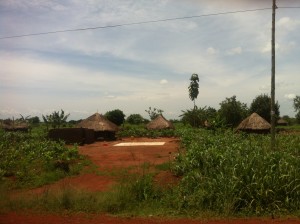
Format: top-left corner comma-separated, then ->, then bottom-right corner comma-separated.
271,0 -> 277,150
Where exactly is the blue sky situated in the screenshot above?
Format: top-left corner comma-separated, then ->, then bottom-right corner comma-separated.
0,0 -> 299,120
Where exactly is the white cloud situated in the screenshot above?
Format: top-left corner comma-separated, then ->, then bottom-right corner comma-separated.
277,17 -> 300,31
206,47 -> 217,55
227,47 -> 242,55
160,79 -> 168,85
284,93 -> 296,100
261,42 -> 280,53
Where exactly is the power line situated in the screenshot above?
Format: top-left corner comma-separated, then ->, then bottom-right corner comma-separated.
0,7 -> 272,40
1,6 -> 299,40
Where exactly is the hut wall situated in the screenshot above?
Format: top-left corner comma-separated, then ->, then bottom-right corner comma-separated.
95,131 -> 117,141
48,128 -> 95,145
84,128 -> 95,144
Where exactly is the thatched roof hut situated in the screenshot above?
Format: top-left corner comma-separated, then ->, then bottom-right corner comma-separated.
277,118 -> 288,126
77,113 -> 118,140
1,119 -> 29,132
236,112 -> 271,133
146,114 -> 174,130
77,112 -> 118,132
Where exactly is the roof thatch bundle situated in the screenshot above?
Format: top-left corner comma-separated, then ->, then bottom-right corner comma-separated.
77,113 -> 118,132
277,118 -> 288,126
1,120 -> 29,132
236,112 -> 271,133
146,114 -> 174,130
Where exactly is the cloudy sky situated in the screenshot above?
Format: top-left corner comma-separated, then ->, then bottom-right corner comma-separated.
1,0 -> 299,120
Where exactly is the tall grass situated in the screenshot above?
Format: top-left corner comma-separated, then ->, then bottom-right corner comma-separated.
173,128 -> 300,215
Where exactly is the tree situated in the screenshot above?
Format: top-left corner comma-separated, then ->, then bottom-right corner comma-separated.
180,106 -> 207,128
188,73 -> 199,108
145,107 -> 164,120
105,109 -> 125,126
126,114 -> 145,125
293,95 -> 300,123
250,94 -> 280,123
218,95 -> 248,128
42,109 -> 70,129
180,106 -> 217,128
28,116 -> 40,124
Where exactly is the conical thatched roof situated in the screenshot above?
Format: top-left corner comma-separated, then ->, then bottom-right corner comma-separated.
277,118 -> 288,126
77,113 -> 118,132
146,114 -> 174,130
237,112 -> 271,132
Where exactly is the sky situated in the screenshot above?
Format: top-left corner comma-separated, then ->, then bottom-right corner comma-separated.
0,0 -> 299,120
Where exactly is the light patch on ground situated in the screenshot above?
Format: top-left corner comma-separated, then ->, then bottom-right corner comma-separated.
114,142 -> 165,146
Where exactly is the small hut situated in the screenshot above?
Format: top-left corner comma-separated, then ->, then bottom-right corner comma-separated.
77,112 -> 118,140
277,118 -> 288,126
146,114 -> 174,130
236,112 -> 271,134
1,119 -> 29,132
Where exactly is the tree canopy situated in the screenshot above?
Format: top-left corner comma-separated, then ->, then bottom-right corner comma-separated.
218,95 -> 248,128
126,114 -> 145,125
293,95 -> 300,123
249,94 -> 280,123
105,109 -> 125,126
188,73 -> 199,108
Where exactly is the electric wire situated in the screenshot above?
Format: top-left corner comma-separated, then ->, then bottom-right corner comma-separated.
0,8 -> 272,40
0,6 -> 299,40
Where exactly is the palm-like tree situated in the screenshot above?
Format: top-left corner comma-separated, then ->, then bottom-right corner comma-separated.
188,73 -> 199,109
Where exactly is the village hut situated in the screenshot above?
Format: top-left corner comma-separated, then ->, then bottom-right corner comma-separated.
1,119 -> 29,132
146,114 -> 174,130
77,112 -> 119,140
236,112 -> 271,134
277,118 -> 288,126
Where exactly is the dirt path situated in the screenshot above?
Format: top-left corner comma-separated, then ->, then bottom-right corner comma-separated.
2,137 -> 300,224
1,212 -> 300,224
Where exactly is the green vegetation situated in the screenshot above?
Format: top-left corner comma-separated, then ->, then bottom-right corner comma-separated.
250,94 -> 280,123
105,109 -> 126,126
42,109 -> 70,129
0,129 -> 85,189
1,125 -> 300,218
117,123 -> 177,138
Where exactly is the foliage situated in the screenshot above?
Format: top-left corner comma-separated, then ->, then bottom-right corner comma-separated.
250,94 -> 280,122
294,95 -> 300,124
188,73 -> 199,108
173,128 -> 300,215
218,95 -> 248,128
42,109 -> 70,129
145,107 -> 164,120
105,109 -> 126,126
180,106 -> 208,128
126,114 -> 145,125
0,129 -> 82,188
117,124 -> 177,138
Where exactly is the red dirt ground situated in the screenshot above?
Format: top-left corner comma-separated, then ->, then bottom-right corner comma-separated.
1,137 -> 300,224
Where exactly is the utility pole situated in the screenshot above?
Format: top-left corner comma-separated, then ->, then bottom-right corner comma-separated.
271,0 -> 277,150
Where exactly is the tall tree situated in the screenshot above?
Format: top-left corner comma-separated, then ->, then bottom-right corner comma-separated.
218,95 -> 248,128
250,94 -> 280,123
145,107 -> 163,120
126,114 -> 145,125
188,73 -> 199,108
105,109 -> 125,126
42,109 -> 70,129
293,95 -> 300,123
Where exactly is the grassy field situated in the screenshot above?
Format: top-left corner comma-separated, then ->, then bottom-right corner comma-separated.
0,125 -> 300,218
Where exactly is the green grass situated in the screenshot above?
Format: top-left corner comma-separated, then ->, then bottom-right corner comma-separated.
1,126 -> 300,218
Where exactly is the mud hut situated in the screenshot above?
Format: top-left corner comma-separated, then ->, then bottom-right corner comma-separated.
77,112 -> 118,140
236,112 -> 271,134
277,118 -> 288,126
1,119 -> 29,132
146,114 -> 174,130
